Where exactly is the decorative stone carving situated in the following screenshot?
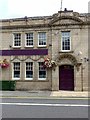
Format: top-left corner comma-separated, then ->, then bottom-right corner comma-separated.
10,55 -> 44,62
56,53 -> 82,71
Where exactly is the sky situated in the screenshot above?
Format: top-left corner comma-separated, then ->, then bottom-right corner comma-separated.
0,0 -> 90,19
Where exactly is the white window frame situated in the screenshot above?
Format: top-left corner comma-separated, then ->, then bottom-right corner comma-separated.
12,62 -> 20,80
38,62 -> 46,80
13,33 -> 21,48
61,31 -> 71,52
25,62 -> 33,80
25,33 -> 33,47
38,32 -> 47,47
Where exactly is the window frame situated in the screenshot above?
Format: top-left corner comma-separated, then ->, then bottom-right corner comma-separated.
38,62 -> 46,80
25,33 -> 33,47
13,33 -> 21,48
12,62 -> 20,80
61,31 -> 71,52
38,32 -> 47,47
25,62 -> 33,80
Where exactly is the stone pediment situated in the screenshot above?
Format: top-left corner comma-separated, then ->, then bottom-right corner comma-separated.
49,16 -> 83,26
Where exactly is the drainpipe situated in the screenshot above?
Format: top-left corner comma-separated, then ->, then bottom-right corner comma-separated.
81,64 -> 84,91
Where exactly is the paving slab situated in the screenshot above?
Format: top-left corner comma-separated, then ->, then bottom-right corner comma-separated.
0,91 -> 89,98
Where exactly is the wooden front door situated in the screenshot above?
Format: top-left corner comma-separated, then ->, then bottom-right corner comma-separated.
59,65 -> 74,91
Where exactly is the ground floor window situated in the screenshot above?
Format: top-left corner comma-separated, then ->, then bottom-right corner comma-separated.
12,62 -> 47,80
26,62 -> 33,79
39,62 -> 46,79
13,62 -> 20,79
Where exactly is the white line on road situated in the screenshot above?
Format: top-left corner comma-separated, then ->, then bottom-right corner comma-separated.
0,103 -> 89,107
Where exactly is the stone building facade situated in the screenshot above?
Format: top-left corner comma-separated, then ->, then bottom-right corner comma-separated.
0,9 -> 89,91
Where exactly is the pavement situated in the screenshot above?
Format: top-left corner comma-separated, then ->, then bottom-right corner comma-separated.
0,90 -> 89,99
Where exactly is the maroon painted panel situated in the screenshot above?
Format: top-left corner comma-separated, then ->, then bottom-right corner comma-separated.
59,65 -> 74,91
0,49 -> 48,56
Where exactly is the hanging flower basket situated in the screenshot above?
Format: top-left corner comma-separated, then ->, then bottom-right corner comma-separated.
0,59 -> 9,68
43,57 -> 57,69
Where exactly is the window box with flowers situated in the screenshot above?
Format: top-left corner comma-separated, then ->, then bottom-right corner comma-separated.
43,57 -> 57,70
0,59 -> 9,68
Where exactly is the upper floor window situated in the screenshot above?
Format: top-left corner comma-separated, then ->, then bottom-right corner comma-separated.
61,31 -> 71,51
38,62 -> 46,80
13,62 -> 20,79
25,33 -> 33,47
13,33 -> 21,47
38,32 -> 46,46
26,62 -> 33,79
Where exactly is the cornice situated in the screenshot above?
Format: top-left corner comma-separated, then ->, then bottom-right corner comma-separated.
0,24 -> 50,30
1,14 -> 90,30
1,22 -> 90,30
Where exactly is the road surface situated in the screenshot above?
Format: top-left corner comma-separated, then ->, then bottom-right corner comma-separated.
1,97 -> 89,118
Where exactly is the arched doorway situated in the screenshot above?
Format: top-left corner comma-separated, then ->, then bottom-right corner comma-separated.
59,65 -> 74,91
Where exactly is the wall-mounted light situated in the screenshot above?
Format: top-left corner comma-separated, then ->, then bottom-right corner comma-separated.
78,51 -> 82,56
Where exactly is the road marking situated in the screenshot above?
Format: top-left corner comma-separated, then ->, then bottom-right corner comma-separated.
0,103 -> 90,107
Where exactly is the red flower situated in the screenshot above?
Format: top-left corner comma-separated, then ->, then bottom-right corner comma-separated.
0,59 -> 9,68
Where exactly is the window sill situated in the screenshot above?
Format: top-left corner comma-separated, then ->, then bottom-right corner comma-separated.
24,46 -> 34,48
12,46 -> 21,49
37,45 -> 47,48
38,78 -> 46,80
12,78 -> 20,80
25,78 -> 33,80
59,50 -> 74,53
15,80 -> 49,82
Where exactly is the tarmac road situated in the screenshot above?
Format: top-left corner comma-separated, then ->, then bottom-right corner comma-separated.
1,98 -> 89,118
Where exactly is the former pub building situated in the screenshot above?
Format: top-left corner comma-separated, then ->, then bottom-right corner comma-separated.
0,9 -> 89,91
